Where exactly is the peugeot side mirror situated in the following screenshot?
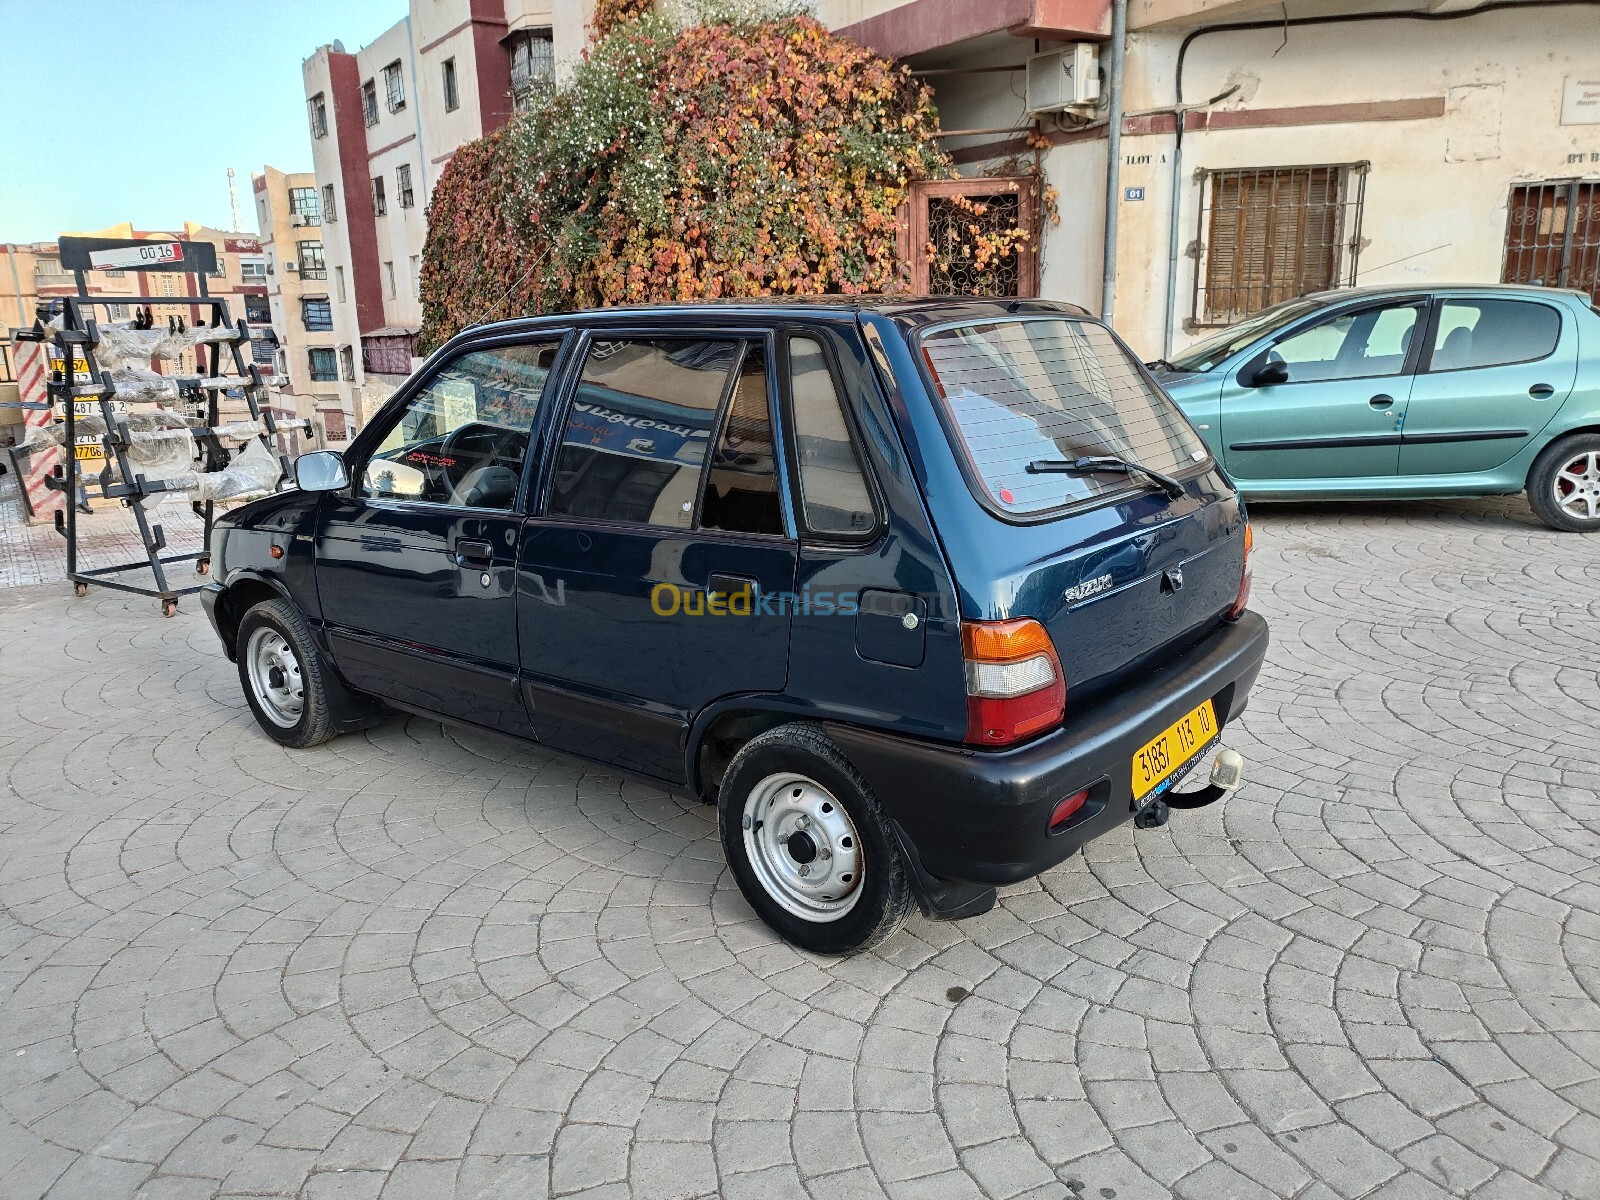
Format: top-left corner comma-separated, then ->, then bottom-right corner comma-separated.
1249,360 -> 1290,387
294,449 -> 349,492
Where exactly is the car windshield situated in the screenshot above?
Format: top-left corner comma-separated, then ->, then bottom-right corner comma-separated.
1168,298 -> 1323,372
919,317 -> 1210,517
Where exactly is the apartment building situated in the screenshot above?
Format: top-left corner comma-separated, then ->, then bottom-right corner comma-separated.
827,0 -> 1600,358
253,166 -> 346,451
301,0 -> 555,429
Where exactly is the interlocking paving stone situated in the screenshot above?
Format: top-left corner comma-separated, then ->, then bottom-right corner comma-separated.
1,493 -> 1599,1198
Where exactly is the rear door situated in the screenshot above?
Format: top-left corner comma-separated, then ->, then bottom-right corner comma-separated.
1218,298 -> 1426,484
518,330 -> 796,783
317,335 -> 567,736
1398,295 -> 1576,476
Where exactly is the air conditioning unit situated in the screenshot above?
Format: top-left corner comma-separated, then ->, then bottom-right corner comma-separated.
292,214 -> 316,227
285,261 -> 299,272
1027,44 -> 1101,115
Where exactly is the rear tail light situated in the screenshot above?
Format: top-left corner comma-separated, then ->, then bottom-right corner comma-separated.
1226,521 -> 1253,620
962,618 -> 1066,745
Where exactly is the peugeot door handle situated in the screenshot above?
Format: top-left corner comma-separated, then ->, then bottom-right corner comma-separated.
1529,383 -> 1555,399
707,572 -> 757,600
455,539 -> 493,568
1369,394 -> 1395,409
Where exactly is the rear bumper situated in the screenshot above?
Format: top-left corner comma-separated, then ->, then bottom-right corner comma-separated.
825,611 -> 1269,887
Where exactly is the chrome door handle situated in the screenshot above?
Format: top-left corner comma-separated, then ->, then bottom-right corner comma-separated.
1369,394 -> 1394,409
1529,383 -> 1555,399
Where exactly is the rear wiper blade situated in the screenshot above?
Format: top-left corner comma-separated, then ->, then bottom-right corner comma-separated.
1145,358 -> 1176,371
1026,455 -> 1186,500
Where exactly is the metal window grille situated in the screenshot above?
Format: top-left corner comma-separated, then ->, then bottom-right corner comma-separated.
322,184 -> 337,223
289,187 -> 320,223
362,82 -> 378,127
1503,180 -> 1600,304
308,95 -> 328,138
339,346 -> 355,381
1193,164 -> 1368,326
302,299 -> 334,332
897,177 -> 1041,297
397,164 -> 415,210
510,29 -> 554,111
384,62 -> 405,113
308,348 -> 339,382
297,241 -> 327,280
372,177 -> 387,218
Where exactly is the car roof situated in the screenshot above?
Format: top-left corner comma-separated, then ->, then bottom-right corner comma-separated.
1299,282 -> 1591,304
458,296 -> 1095,338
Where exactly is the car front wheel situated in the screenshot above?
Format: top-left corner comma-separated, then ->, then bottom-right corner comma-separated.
1528,434 -> 1600,532
718,724 -> 912,955
237,598 -> 338,748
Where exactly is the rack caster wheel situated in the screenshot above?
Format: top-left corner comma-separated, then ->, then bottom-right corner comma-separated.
162,599 -> 178,618
196,558 -> 210,576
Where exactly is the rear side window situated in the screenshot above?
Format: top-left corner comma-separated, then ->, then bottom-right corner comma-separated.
1427,300 -> 1560,372
919,318 -> 1209,516
548,338 -> 739,528
789,336 -> 876,536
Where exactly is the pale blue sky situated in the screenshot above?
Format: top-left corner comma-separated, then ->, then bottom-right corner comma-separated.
0,0 -> 406,242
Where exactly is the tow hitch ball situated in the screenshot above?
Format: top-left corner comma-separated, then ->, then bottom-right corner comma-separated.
1135,749 -> 1245,829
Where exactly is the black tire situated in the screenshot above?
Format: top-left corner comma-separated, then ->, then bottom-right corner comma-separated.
717,723 -> 913,955
236,598 -> 338,748
1527,433 -> 1600,532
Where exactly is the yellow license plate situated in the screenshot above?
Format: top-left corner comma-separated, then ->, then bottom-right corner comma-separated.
1132,699 -> 1218,801
74,440 -> 105,461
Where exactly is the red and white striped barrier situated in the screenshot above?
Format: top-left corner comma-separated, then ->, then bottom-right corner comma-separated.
11,339 -> 64,524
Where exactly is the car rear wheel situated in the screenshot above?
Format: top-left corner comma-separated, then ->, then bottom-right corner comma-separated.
718,724 -> 912,955
1528,434 -> 1600,532
237,598 -> 338,748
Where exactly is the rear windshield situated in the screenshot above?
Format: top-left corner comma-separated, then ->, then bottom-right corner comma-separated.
918,317 -> 1211,517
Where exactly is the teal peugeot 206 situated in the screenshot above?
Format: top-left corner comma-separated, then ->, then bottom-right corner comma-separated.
1151,285 -> 1600,532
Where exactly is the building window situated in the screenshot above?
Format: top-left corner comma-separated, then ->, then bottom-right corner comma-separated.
321,184 -> 337,223
107,303 -> 129,320
289,186 -> 320,225
1194,164 -> 1368,326
339,345 -> 355,381
384,61 -> 405,113
442,57 -> 459,112
308,348 -> 339,382
297,240 -> 327,280
105,269 -> 126,279
396,163 -> 415,210
509,28 -> 554,110
302,298 -> 334,332
1503,180 -> 1600,305
210,257 -> 227,279
372,175 -> 387,217
240,259 -> 267,279
308,93 -> 328,138
335,265 -> 347,303
245,296 -> 272,324
384,261 -> 397,299
362,80 -> 378,127
410,254 -> 421,297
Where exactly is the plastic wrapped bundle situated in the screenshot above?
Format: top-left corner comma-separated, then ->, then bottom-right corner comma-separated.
181,438 -> 283,502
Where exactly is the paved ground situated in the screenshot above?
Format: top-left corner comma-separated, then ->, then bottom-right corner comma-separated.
1,494 -> 1597,1200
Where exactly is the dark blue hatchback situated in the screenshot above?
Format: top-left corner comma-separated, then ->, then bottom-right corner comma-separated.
204,298 -> 1268,953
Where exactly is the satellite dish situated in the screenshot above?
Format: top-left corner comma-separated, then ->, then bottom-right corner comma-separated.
332,39 -> 346,53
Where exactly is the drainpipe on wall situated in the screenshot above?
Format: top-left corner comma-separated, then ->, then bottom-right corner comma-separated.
1099,0 -> 1127,323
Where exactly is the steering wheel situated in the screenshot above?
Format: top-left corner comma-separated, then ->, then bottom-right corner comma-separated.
440,422 -> 527,491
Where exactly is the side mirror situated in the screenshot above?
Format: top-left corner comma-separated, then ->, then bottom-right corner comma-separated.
1249,360 -> 1290,387
294,449 -> 349,492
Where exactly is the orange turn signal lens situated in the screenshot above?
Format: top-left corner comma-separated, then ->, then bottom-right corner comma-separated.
961,617 -> 1055,663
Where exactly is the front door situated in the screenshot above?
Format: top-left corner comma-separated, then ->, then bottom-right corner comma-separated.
1220,299 -> 1426,485
519,332 -> 796,783
316,335 -> 566,736
1399,296 -> 1577,476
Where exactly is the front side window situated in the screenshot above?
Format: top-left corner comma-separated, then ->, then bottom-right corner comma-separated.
362,341 -> 562,509
788,336 -> 875,536
1263,302 -> 1421,384
920,318 -> 1209,517
548,338 -> 741,528
1427,299 -> 1561,372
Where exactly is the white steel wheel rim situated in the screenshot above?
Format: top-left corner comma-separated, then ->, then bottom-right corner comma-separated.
1554,450 -> 1600,521
246,627 -> 304,728
741,773 -> 864,922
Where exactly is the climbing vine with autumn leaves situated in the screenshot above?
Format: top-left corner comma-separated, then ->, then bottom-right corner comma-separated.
419,2 -> 1054,353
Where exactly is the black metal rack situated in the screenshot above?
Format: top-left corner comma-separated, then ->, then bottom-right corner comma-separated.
43,236 -> 299,617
